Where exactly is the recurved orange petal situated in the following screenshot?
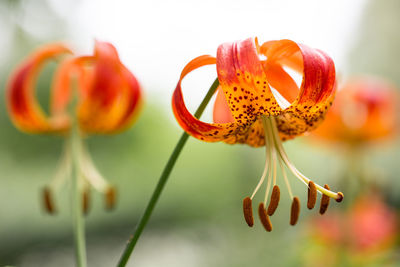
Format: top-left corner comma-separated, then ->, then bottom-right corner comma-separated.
7,43 -> 72,133
173,37 -> 336,145
259,39 -> 336,140
77,41 -> 142,134
212,87 -> 234,124
50,56 -> 93,129
217,38 -> 280,122
172,55 -> 239,143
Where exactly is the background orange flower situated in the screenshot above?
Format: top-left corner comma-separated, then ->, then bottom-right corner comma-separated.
313,77 -> 399,146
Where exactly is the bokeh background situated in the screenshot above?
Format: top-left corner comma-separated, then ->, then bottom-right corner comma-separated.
0,0 -> 399,266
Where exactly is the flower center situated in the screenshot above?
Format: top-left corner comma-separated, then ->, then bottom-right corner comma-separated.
242,115 -> 343,231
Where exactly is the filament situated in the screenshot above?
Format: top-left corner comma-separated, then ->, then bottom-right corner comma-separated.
268,117 -> 342,201
250,117 -> 273,199
263,159 -> 273,205
50,141 -> 72,190
272,148 -> 277,186
279,158 -> 293,199
250,155 -> 269,199
79,141 -> 109,192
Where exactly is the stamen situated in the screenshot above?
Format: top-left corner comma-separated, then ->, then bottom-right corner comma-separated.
267,117 -> 343,202
50,143 -> 71,190
267,185 -> 280,216
80,145 -> 109,193
307,181 -> 317,210
336,192 -> 344,203
290,197 -> 300,226
258,203 -> 272,232
42,187 -> 56,214
319,184 -> 330,215
272,150 -> 277,186
250,157 -> 269,199
251,117 -> 273,201
263,161 -> 273,205
279,159 -> 293,199
82,189 -> 90,215
243,197 -> 254,227
262,120 -> 274,205
105,186 -> 117,210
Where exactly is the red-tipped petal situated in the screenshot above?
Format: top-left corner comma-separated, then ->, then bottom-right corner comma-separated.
7,43 -> 72,133
172,55 -> 238,142
216,38 -> 279,121
77,41 -> 142,134
51,56 -> 93,117
260,39 -> 336,140
297,45 -> 336,104
173,37 -> 336,145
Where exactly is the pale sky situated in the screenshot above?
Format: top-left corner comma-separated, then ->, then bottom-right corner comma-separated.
46,0 -> 368,112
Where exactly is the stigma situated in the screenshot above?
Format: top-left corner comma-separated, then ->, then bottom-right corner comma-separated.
242,115 -> 343,231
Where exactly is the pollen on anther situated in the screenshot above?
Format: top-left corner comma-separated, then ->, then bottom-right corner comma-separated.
336,192 -> 344,203
258,203 -> 272,232
290,197 -> 300,226
43,187 -> 56,214
267,185 -> 280,216
319,184 -> 331,215
243,197 -> 254,227
105,186 -> 117,210
307,181 -> 317,210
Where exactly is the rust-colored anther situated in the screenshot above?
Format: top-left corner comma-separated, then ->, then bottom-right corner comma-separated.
319,184 -> 331,215
307,181 -> 317,210
258,203 -> 272,232
336,192 -> 344,203
243,197 -> 254,227
82,189 -> 90,215
105,186 -> 117,211
267,185 -> 280,216
290,197 -> 300,226
42,187 -> 56,214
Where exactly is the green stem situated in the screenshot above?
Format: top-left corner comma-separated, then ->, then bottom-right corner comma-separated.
117,78 -> 220,267
71,122 -> 88,267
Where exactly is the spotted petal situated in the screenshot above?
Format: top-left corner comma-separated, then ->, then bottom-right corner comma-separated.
172,55 -> 242,143
174,38 -> 336,147
260,39 -> 336,140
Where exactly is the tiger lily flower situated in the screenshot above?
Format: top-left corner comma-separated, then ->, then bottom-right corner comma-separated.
313,77 -> 399,146
7,41 -> 142,213
172,37 -> 343,231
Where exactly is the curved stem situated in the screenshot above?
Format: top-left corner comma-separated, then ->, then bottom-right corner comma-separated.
71,121 -> 87,267
117,78 -> 220,267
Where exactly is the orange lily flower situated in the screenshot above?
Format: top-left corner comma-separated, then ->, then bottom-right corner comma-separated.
313,77 -> 399,146
172,37 -> 343,231
7,41 -> 142,213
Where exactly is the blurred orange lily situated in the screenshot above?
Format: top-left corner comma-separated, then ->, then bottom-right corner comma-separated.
7,41 -> 142,213
8,41 -> 141,134
306,193 -> 398,266
313,77 -> 399,146
172,37 -> 343,231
